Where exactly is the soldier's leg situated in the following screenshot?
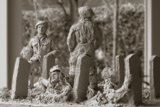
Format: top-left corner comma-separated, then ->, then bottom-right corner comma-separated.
29,61 -> 41,88
68,57 -> 77,87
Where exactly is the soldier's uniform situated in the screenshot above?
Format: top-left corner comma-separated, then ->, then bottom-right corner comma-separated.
28,34 -> 58,63
39,65 -> 72,102
28,21 -> 59,63
22,21 -> 59,87
67,6 -> 102,98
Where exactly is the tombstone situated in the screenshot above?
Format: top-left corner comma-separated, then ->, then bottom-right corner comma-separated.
125,54 -> 142,105
42,54 -> 55,79
150,55 -> 160,99
73,54 -> 92,102
11,57 -> 30,99
116,55 -> 125,88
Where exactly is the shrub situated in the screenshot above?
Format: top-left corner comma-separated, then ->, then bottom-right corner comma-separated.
22,4 -> 144,68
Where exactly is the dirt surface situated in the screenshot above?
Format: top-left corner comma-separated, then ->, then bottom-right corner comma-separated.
1,99 -> 160,107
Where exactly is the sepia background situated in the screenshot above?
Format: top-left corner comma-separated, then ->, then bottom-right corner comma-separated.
0,0 -> 144,88
21,0 -> 144,68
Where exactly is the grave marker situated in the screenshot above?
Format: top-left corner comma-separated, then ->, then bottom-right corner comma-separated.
150,55 -> 160,99
125,54 -> 142,105
11,57 -> 30,99
73,55 -> 92,102
116,55 -> 125,88
42,54 -> 55,79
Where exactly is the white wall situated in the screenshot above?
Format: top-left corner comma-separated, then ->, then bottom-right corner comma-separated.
8,0 -> 22,89
0,0 -> 7,88
0,0 -> 22,89
144,0 -> 160,88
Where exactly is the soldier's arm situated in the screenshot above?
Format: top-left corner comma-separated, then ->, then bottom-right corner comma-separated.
28,39 -> 32,48
50,40 -> 60,56
28,38 -> 40,63
44,39 -> 60,57
58,80 -> 72,97
67,26 -> 76,52
20,38 -> 34,62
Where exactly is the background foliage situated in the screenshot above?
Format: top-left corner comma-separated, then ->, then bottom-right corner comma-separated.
22,3 -> 144,70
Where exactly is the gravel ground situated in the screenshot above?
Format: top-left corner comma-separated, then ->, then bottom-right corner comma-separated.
1,99 -> 160,107
0,98 -> 155,107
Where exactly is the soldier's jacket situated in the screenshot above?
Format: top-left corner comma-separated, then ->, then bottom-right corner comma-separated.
28,34 -> 58,62
67,19 -> 102,76
46,78 -> 72,96
67,18 -> 102,55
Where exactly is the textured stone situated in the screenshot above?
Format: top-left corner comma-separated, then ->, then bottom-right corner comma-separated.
125,54 -> 142,105
116,55 -> 125,88
11,57 -> 30,99
150,55 -> 160,99
73,55 -> 92,102
42,54 -> 55,79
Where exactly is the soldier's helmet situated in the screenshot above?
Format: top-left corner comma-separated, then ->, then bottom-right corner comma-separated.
78,6 -> 95,18
35,20 -> 48,30
50,65 -> 61,73
50,65 -> 65,79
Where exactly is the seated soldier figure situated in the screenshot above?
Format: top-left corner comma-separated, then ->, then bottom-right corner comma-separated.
35,65 -> 72,102
21,20 -> 59,87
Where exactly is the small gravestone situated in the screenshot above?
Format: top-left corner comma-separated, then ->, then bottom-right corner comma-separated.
116,55 -> 125,88
11,57 -> 30,99
42,54 -> 55,79
73,55 -> 92,102
125,54 -> 142,105
150,55 -> 160,99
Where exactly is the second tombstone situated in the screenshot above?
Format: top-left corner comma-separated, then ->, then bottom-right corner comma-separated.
125,54 -> 142,105
150,55 -> 160,99
73,54 -> 92,102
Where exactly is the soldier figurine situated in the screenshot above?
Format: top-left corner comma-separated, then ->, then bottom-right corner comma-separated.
28,20 -> 59,63
21,20 -> 59,87
36,65 -> 72,102
67,6 -> 102,99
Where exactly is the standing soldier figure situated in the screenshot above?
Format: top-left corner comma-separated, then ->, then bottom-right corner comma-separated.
21,20 -> 59,87
67,6 -> 102,98
28,20 -> 59,63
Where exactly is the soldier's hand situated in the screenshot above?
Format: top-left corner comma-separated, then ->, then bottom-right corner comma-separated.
52,50 -> 60,55
29,55 -> 41,62
45,50 -> 59,57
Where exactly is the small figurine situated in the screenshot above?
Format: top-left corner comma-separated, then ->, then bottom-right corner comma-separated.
20,20 -> 60,87
21,20 -> 59,64
35,65 -> 72,102
67,6 -> 102,98
28,20 -> 59,63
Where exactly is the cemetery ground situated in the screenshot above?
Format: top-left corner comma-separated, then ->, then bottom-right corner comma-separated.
1,92 -> 160,107
0,54 -> 160,107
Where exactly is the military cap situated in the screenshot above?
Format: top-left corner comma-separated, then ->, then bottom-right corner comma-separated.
78,6 -> 95,18
50,65 -> 61,73
35,20 -> 48,29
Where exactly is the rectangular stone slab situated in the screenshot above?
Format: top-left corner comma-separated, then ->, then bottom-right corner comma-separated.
11,57 -> 30,99
42,54 -> 55,79
125,54 -> 142,105
73,55 -> 92,102
150,55 -> 160,99
116,55 -> 125,88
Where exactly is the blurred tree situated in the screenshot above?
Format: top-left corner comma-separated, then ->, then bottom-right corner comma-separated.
103,0 -> 112,12
28,0 -> 44,19
56,0 -> 90,24
112,0 -> 119,69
